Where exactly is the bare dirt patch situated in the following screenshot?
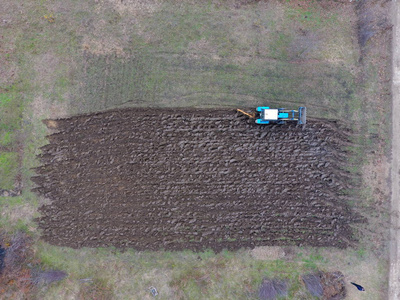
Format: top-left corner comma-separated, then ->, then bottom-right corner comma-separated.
33,53 -> 60,88
31,96 -> 68,120
33,108 -> 362,251
104,0 -> 161,15
82,36 -> 126,57
362,155 -> 390,207
250,246 -> 285,261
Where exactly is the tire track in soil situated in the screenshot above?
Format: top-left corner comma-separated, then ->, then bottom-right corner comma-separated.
33,108 -> 362,252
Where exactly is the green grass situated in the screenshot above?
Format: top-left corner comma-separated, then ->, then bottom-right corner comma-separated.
73,52 -> 357,119
0,92 -> 22,131
33,243 -> 387,299
0,190 -> 39,234
36,243 -> 342,299
0,81 -> 30,189
0,152 -> 19,189
0,0 -> 391,299
0,131 -> 14,147
51,1 -> 357,119
286,4 -> 338,29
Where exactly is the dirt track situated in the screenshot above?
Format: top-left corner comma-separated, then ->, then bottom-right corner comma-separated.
33,108 -> 362,251
390,1 -> 400,298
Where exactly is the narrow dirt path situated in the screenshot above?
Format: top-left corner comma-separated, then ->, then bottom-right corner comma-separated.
390,1 -> 400,299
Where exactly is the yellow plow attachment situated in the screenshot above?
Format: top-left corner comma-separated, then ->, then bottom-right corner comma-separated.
236,109 -> 255,119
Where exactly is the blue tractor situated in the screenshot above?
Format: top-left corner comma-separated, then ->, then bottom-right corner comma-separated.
254,107 -> 307,125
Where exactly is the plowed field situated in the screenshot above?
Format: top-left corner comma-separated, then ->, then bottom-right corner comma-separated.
33,108 -> 361,251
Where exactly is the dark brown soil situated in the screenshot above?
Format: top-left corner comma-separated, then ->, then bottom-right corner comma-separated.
33,108 -> 362,251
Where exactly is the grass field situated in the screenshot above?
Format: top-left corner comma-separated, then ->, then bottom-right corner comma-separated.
0,0 -> 392,299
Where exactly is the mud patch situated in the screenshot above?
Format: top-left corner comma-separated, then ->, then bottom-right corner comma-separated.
33,108 -> 362,251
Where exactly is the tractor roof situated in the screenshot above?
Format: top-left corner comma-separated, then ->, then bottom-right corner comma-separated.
263,109 -> 279,120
